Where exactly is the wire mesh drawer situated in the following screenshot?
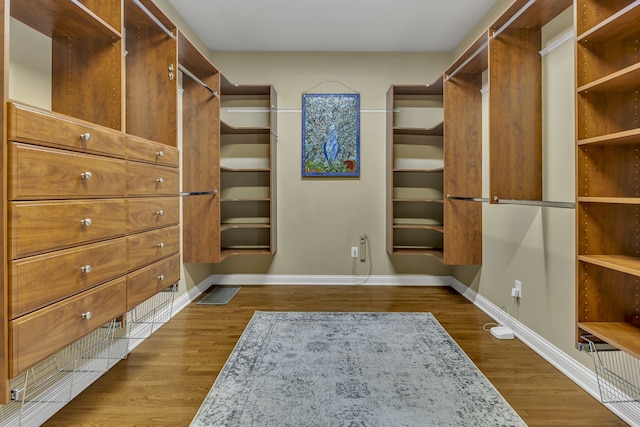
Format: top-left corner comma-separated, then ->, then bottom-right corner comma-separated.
581,335 -> 640,403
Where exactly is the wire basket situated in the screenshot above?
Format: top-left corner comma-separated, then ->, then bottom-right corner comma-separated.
125,283 -> 178,348
581,335 -> 640,403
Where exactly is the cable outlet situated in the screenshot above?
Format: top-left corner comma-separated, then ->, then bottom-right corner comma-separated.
351,246 -> 358,258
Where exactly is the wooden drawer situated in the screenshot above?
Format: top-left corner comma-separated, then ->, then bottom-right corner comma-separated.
10,238 -> 127,319
126,135 -> 179,168
127,225 -> 180,272
127,162 -> 179,196
10,199 -> 126,259
9,142 -> 126,200
7,102 -> 125,158
127,253 -> 180,310
126,197 -> 179,234
9,277 -> 126,377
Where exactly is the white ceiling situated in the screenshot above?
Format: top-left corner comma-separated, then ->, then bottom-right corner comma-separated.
166,0 -> 498,52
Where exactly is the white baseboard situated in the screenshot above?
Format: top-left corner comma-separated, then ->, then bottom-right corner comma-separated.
450,277 -> 640,427
207,274 -> 452,287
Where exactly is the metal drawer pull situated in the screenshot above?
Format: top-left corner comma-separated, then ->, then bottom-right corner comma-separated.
80,264 -> 92,273
156,210 -> 164,217
80,218 -> 92,227
156,150 -> 165,157
157,242 -> 165,248
81,311 -> 93,320
80,133 -> 91,142
80,171 -> 93,180
158,275 -> 165,281
156,177 -> 164,184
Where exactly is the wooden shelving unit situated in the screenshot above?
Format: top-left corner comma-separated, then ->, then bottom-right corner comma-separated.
386,79 -> 445,259
575,0 -> 640,356
219,76 -> 277,261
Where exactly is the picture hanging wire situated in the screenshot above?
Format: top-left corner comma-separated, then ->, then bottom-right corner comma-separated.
303,80 -> 359,94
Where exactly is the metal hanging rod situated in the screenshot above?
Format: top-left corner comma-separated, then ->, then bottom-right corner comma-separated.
445,40 -> 488,81
179,64 -> 219,97
493,197 -> 574,209
447,195 -> 490,203
179,190 -> 218,196
492,0 -> 536,39
131,0 -> 176,40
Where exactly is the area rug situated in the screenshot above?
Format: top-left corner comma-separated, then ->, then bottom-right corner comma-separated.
191,312 -> 527,426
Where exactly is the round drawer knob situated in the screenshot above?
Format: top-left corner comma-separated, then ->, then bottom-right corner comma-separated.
80,264 -> 92,273
157,275 -> 165,281
80,133 -> 91,142
156,210 -> 164,217
81,311 -> 93,320
81,218 -> 92,227
156,177 -> 164,184
156,151 -> 165,158
157,242 -> 165,248
80,171 -> 93,180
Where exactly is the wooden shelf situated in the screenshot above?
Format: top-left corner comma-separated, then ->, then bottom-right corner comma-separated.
579,322 -> 640,359
491,0 -> 572,32
220,166 -> 270,172
393,167 -> 444,173
393,198 -> 443,203
578,128 -> 640,146
445,30 -> 488,76
393,123 -> 443,137
221,223 -> 270,232
578,62 -> 640,93
393,224 -> 444,233
579,254 -> 640,277
577,1 -> 640,43
578,197 -> 640,204
221,121 -> 270,135
221,198 -> 270,202
391,247 -> 444,260
178,31 -> 218,79
12,0 -> 121,39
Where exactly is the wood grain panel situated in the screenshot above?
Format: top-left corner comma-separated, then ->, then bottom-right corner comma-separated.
182,71 -> 220,263
577,145 -> 640,198
9,278 -> 126,377
126,254 -> 180,311
489,27 -> 542,202
577,202 -> 640,256
7,102 -> 125,158
126,197 -> 179,234
126,162 -> 179,196
127,225 -> 180,272
126,135 -> 179,167
443,73 -> 482,265
9,238 -> 126,319
125,25 -> 177,146
8,143 -> 126,200
9,199 -> 126,259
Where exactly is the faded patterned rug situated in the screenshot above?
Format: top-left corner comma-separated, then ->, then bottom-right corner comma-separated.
191,312 -> 527,427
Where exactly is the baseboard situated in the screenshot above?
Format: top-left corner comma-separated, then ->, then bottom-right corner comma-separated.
450,277 -> 640,427
207,274 -> 452,287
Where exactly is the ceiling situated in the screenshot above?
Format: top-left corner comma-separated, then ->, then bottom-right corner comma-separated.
166,0 -> 498,52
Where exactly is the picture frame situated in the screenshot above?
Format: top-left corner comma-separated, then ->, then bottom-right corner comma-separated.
301,93 -> 360,177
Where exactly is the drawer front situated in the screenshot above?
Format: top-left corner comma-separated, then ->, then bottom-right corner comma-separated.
126,135 -> 179,168
9,143 -> 126,200
10,238 -> 127,319
7,102 -> 125,158
127,253 -> 180,310
126,197 -> 179,234
10,277 -> 126,376
10,199 -> 126,259
127,225 -> 180,272
127,162 -> 179,196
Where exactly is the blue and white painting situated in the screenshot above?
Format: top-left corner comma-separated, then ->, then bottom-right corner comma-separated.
302,93 -> 360,177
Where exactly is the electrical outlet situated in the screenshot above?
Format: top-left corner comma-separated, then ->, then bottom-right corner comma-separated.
351,246 -> 358,258
515,280 -> 522,298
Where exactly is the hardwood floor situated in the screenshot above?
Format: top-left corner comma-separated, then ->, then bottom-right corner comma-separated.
44,286 -> 628,426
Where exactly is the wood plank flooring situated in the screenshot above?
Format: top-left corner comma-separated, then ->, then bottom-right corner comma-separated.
44,286 -> 628,426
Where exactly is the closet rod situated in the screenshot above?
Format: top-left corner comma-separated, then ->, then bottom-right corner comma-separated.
492,0 -> 536,39
493,197 -> 574,209
445,41 -> 488,81
179,190 -> 218,196
447,195 -> 490,203
131,0 -> 176,40
179,64 -> 219,97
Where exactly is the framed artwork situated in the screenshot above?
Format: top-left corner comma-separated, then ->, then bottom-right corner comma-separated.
302,93 -> 360,177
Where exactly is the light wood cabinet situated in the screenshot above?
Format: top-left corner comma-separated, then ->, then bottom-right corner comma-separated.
575,0 -> 640,358
386,80 -> 444,260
